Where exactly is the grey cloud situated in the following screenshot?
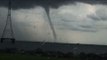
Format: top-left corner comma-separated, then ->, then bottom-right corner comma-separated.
69,27 -> 96,32
70,28 -> 97,32
88,15 -> 101,21
96,10 -> 107,21
54,20 -> 96,32
58,26 -> 97,32
79,25 -> 94,28
88,12 -> 107,21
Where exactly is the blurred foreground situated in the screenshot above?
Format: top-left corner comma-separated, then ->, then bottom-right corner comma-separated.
0,48 -> 107,60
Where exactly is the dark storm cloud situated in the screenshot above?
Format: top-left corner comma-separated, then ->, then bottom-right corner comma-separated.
0,0 -> 107,9
73,0 -> 107,4
0,0 -> 69,9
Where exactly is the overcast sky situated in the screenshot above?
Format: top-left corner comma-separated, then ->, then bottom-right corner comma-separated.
0,0 -> 107,45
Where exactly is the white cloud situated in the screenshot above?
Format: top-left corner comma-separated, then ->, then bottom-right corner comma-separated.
50,2 -> 107,45
50,2 -> 107,32
50,2 -> 97,32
